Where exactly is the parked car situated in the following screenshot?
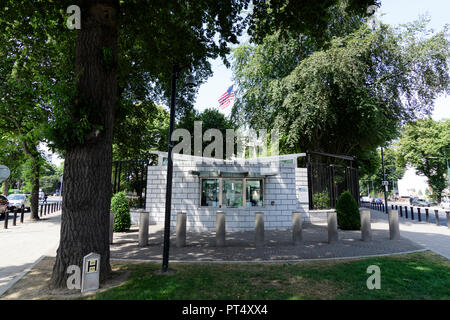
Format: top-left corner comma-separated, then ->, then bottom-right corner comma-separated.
361,196 -> 372,203
411,198 -> 430,207
440,200 -> 450,209
7,193 -> 31,212
0,195 -> 9,218
372,198 -> 383,204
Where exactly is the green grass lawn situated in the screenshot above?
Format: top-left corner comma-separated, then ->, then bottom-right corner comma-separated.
88,251 -> 450,300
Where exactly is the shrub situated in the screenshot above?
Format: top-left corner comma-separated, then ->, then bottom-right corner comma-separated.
335,190 -> 360,230
313,190 -> 330,209
111,192 -> 131,232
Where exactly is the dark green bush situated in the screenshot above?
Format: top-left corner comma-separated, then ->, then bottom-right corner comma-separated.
111,192 -> 131,232
313,190 -> 330,209
335,190 -> 360,230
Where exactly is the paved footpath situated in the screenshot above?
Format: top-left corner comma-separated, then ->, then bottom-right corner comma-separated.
0,211 -> 61,296
369,209 -> 450,259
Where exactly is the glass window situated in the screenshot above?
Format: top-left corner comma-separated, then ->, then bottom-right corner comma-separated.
222,179 -> 243,207
246,180 -> 263,207
201,179 -> 219,207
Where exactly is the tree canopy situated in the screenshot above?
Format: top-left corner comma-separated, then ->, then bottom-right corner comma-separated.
232,17 -> 449,164
398,118 -> 450,202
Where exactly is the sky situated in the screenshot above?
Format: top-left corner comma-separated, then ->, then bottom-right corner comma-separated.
193,0 -> 449,121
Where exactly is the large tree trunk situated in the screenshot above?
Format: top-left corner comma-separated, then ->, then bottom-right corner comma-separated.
29,158 -> 40,221
50,0 -> 119,288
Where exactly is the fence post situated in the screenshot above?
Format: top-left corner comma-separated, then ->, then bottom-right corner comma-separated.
20,206 -> 24,223
216,211 -> 226,247
255,212 -> 264,247
292,212 -> 303,244
360,208 -> 372,241
417,208 -> 421,222
176,212 -> 187,248
434,209 -> 440,226
327,210 -> 339,243
388,209 -> 400,240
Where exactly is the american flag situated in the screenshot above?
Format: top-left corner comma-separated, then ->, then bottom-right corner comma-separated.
218,85 -> 234,110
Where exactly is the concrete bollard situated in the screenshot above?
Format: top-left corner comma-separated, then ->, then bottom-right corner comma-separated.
388,209 -> 400,240
360,208 -> 372,241
109,211 -> 115,244
434,209 -> 440,226
216,211 -> 226,247
176,212 -> 187,248
292,212 -> 303,244
255,212 -> 264,247
138,210 -> 149,247
327,210 -> 339,243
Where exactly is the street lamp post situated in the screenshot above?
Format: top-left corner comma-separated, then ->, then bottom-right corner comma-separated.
381,146 -> 388,213
162,61 -> 196,273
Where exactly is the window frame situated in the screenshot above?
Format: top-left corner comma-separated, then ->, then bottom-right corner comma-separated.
199,177 -> 265,209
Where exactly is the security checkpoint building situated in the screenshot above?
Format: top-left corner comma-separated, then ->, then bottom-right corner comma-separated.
145,151 -> 317,231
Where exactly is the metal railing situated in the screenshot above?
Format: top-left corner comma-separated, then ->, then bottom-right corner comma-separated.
360,201 -> 449,227
3,201 -> 62,229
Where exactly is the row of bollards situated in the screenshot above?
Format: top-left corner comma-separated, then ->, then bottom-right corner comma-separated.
136,208 -> 403,248
362,201 -> 450,229
4,201 -> 62,229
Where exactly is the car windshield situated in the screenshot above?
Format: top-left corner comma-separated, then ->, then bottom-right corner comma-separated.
8,194 -> 25,200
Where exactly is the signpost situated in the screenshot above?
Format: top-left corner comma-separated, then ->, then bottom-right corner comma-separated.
0,165 -> 10,184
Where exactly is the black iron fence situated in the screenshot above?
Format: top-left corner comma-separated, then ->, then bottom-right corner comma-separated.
307,151 -> 359,210
112,158 -> 156,209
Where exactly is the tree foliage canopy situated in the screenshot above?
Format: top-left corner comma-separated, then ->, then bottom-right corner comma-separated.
398,118 -> 450,201
232,17 -> 449,164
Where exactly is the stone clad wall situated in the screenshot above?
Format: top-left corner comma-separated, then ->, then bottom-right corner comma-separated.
146,158 -> 311,231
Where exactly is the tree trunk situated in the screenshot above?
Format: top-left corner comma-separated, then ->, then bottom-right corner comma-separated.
3,179 -> 8,195
50,0 -> 119,288
29,158 -> 40,221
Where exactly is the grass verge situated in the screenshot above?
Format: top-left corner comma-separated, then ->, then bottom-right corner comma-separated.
86,251 -> 450,300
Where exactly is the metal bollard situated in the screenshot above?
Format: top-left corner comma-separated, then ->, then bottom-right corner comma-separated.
176,212 -> 187,248
360,208 -> 372,241
434,209 -> 440,226
395,205 -> 398,210
292,212 -> 303,244
391,205 -> 394,210
404,206 -> 408,219
13,209 -> 17,226
255,212 -> 264,247
20,206 -> 24,223
410,207 -> 414,220
216,211 -> 226,247
138,210 -> 149,247
417,208 -> 421,222
4,211 -> 8,229
327,211 -> 339,243
399,206 -> 403,217
425,208 -> 429,223
44,204 -> 47,216
40,204 -> 43,217
388,209 -> 401,240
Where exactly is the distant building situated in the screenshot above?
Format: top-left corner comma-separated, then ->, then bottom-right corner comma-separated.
397,166 -> 430,197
